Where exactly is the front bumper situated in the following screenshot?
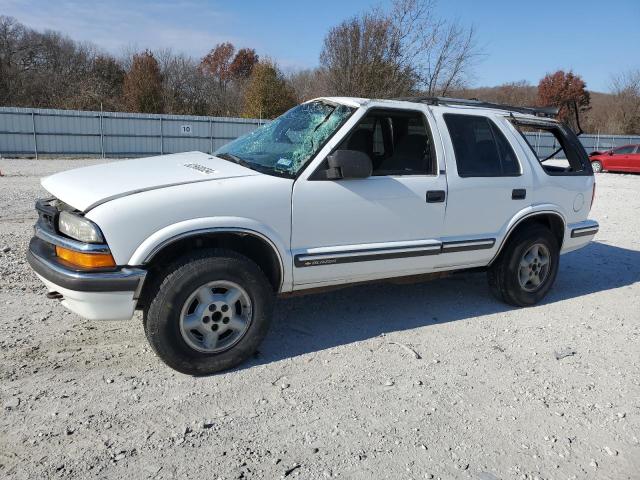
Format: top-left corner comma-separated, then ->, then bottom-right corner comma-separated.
27,232 -> 146,321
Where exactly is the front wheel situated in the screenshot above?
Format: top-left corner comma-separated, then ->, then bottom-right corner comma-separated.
144,249 -> 274,375
591,160 -> 603,173
488,224 -> 559,307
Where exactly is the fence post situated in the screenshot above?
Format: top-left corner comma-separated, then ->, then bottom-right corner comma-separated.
209,118 -> 214,154
159,117 -> 164,155
99,111 -> 105,159
31,112 -> 38,160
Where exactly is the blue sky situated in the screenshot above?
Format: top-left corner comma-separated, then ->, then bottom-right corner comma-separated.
2,0 -> 639,92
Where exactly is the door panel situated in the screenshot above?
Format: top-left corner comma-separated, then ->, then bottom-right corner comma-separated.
291,175 -> 446,285
434,114 -> 533,266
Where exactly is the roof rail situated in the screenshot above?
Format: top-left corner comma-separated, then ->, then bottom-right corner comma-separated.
394,96 -> 559,118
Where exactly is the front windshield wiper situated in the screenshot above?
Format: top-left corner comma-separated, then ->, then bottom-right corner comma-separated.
216,152 -> 293,178
216,152 -> 253,169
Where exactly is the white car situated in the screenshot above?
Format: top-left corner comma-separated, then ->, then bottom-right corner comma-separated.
27,97 -> 599,374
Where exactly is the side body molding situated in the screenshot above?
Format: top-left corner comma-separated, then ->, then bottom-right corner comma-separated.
128,217 -> 292,292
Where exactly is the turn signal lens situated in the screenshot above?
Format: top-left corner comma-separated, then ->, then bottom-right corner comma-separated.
55,246 -> 116,269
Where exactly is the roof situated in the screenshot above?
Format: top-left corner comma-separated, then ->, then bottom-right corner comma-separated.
310,96 -> 558,122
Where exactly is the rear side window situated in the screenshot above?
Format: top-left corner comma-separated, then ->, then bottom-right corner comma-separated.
614,145 -> 635,154
444,114 -> 520,177
510,120 -> 591,176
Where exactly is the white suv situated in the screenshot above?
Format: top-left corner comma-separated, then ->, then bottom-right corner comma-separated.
27,97 -> 599,374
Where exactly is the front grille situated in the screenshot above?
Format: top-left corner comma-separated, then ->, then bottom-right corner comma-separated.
35,198 -> 59,233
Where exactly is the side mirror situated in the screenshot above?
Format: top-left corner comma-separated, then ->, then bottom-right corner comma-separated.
326,150 -> 372,180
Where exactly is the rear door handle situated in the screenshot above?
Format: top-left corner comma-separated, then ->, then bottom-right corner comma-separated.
426,190 -> 446,203
512,188 -> 526,200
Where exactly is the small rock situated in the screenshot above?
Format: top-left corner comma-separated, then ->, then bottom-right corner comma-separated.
415,380 -> 423,386
106,378 -> 114,384
280,383 -> 290,390
311,447 -> 319,454
2,246 -> 10,253
554,348 -> 577,360
3,397 -> 20,410
604,446 -> 618,456
114,453 -> 126,461
384,380 -> 395,387
589,459 -> 598,468
617,412 -> 626,419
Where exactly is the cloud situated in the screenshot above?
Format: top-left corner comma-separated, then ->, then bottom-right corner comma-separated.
1,0 -> 243,58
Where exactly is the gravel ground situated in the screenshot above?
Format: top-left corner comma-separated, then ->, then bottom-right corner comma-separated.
0,158 -> 639,480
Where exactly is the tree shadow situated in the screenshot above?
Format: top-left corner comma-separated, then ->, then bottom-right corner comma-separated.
246,241 -> 639,368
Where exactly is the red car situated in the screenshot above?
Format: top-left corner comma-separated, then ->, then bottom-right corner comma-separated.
589,144 -> 640,173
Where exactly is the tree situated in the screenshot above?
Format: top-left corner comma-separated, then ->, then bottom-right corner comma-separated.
288,68 -> 330,102
319,0 -> 481,99
390,0 -> 482,96
537,70 -> 590,128
242,61 -> 296,119
229,48 -> 259,79
609,70 -> 640,134
320,13 -> 415,98
122,50 -> 163,113
200,42 -> 235,85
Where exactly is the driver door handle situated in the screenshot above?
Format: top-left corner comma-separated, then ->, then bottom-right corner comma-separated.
426,190 -> 446,203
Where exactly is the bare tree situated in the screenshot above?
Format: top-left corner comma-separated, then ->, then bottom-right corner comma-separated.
609,70 -> 640,134
287,68 -> 330,102
319,0 -> 482,99
320,13 -> 417,98
390,0 -> 482,96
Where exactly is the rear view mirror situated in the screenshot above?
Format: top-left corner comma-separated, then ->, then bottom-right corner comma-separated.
326,150 -> 372,180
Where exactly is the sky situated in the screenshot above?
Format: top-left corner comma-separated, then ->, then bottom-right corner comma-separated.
2,0 -> 639,92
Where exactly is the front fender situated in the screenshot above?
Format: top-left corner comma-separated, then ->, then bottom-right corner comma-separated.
127,217 -> 293,291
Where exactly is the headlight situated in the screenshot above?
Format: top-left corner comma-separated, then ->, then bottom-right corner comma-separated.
58,211 -> 104,243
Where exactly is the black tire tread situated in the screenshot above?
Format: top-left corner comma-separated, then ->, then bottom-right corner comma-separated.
144,248 -> 273,375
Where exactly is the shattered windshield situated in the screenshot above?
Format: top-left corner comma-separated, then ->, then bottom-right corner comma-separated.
215,101 -> 354,177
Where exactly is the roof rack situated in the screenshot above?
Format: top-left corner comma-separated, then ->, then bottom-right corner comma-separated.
395,96 -> 559,118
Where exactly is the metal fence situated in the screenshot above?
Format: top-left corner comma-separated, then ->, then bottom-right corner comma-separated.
1,106 -> 639,159
522,131 -> 640,159
0,107 -> 265,158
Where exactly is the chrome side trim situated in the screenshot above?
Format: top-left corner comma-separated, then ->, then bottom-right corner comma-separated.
35,225 -> 111,253
295,243 -> 442,267
441,238 -> 495,253
294,237 -> 502,268
570,220 -> 599,238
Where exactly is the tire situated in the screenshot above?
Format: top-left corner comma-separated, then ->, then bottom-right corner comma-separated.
144,249 -> 274,375
591,160 -> 603,173
487,224 -> 559,307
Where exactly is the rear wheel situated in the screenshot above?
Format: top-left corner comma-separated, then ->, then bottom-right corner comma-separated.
488,224 -> 559,307
144,249 -> 274,375
591,160 -> 603,173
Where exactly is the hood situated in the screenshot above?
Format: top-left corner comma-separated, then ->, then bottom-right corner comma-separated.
41,151 -> 260,212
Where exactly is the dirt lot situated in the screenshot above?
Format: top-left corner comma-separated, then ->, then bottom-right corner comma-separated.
0,158 -> 638,480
